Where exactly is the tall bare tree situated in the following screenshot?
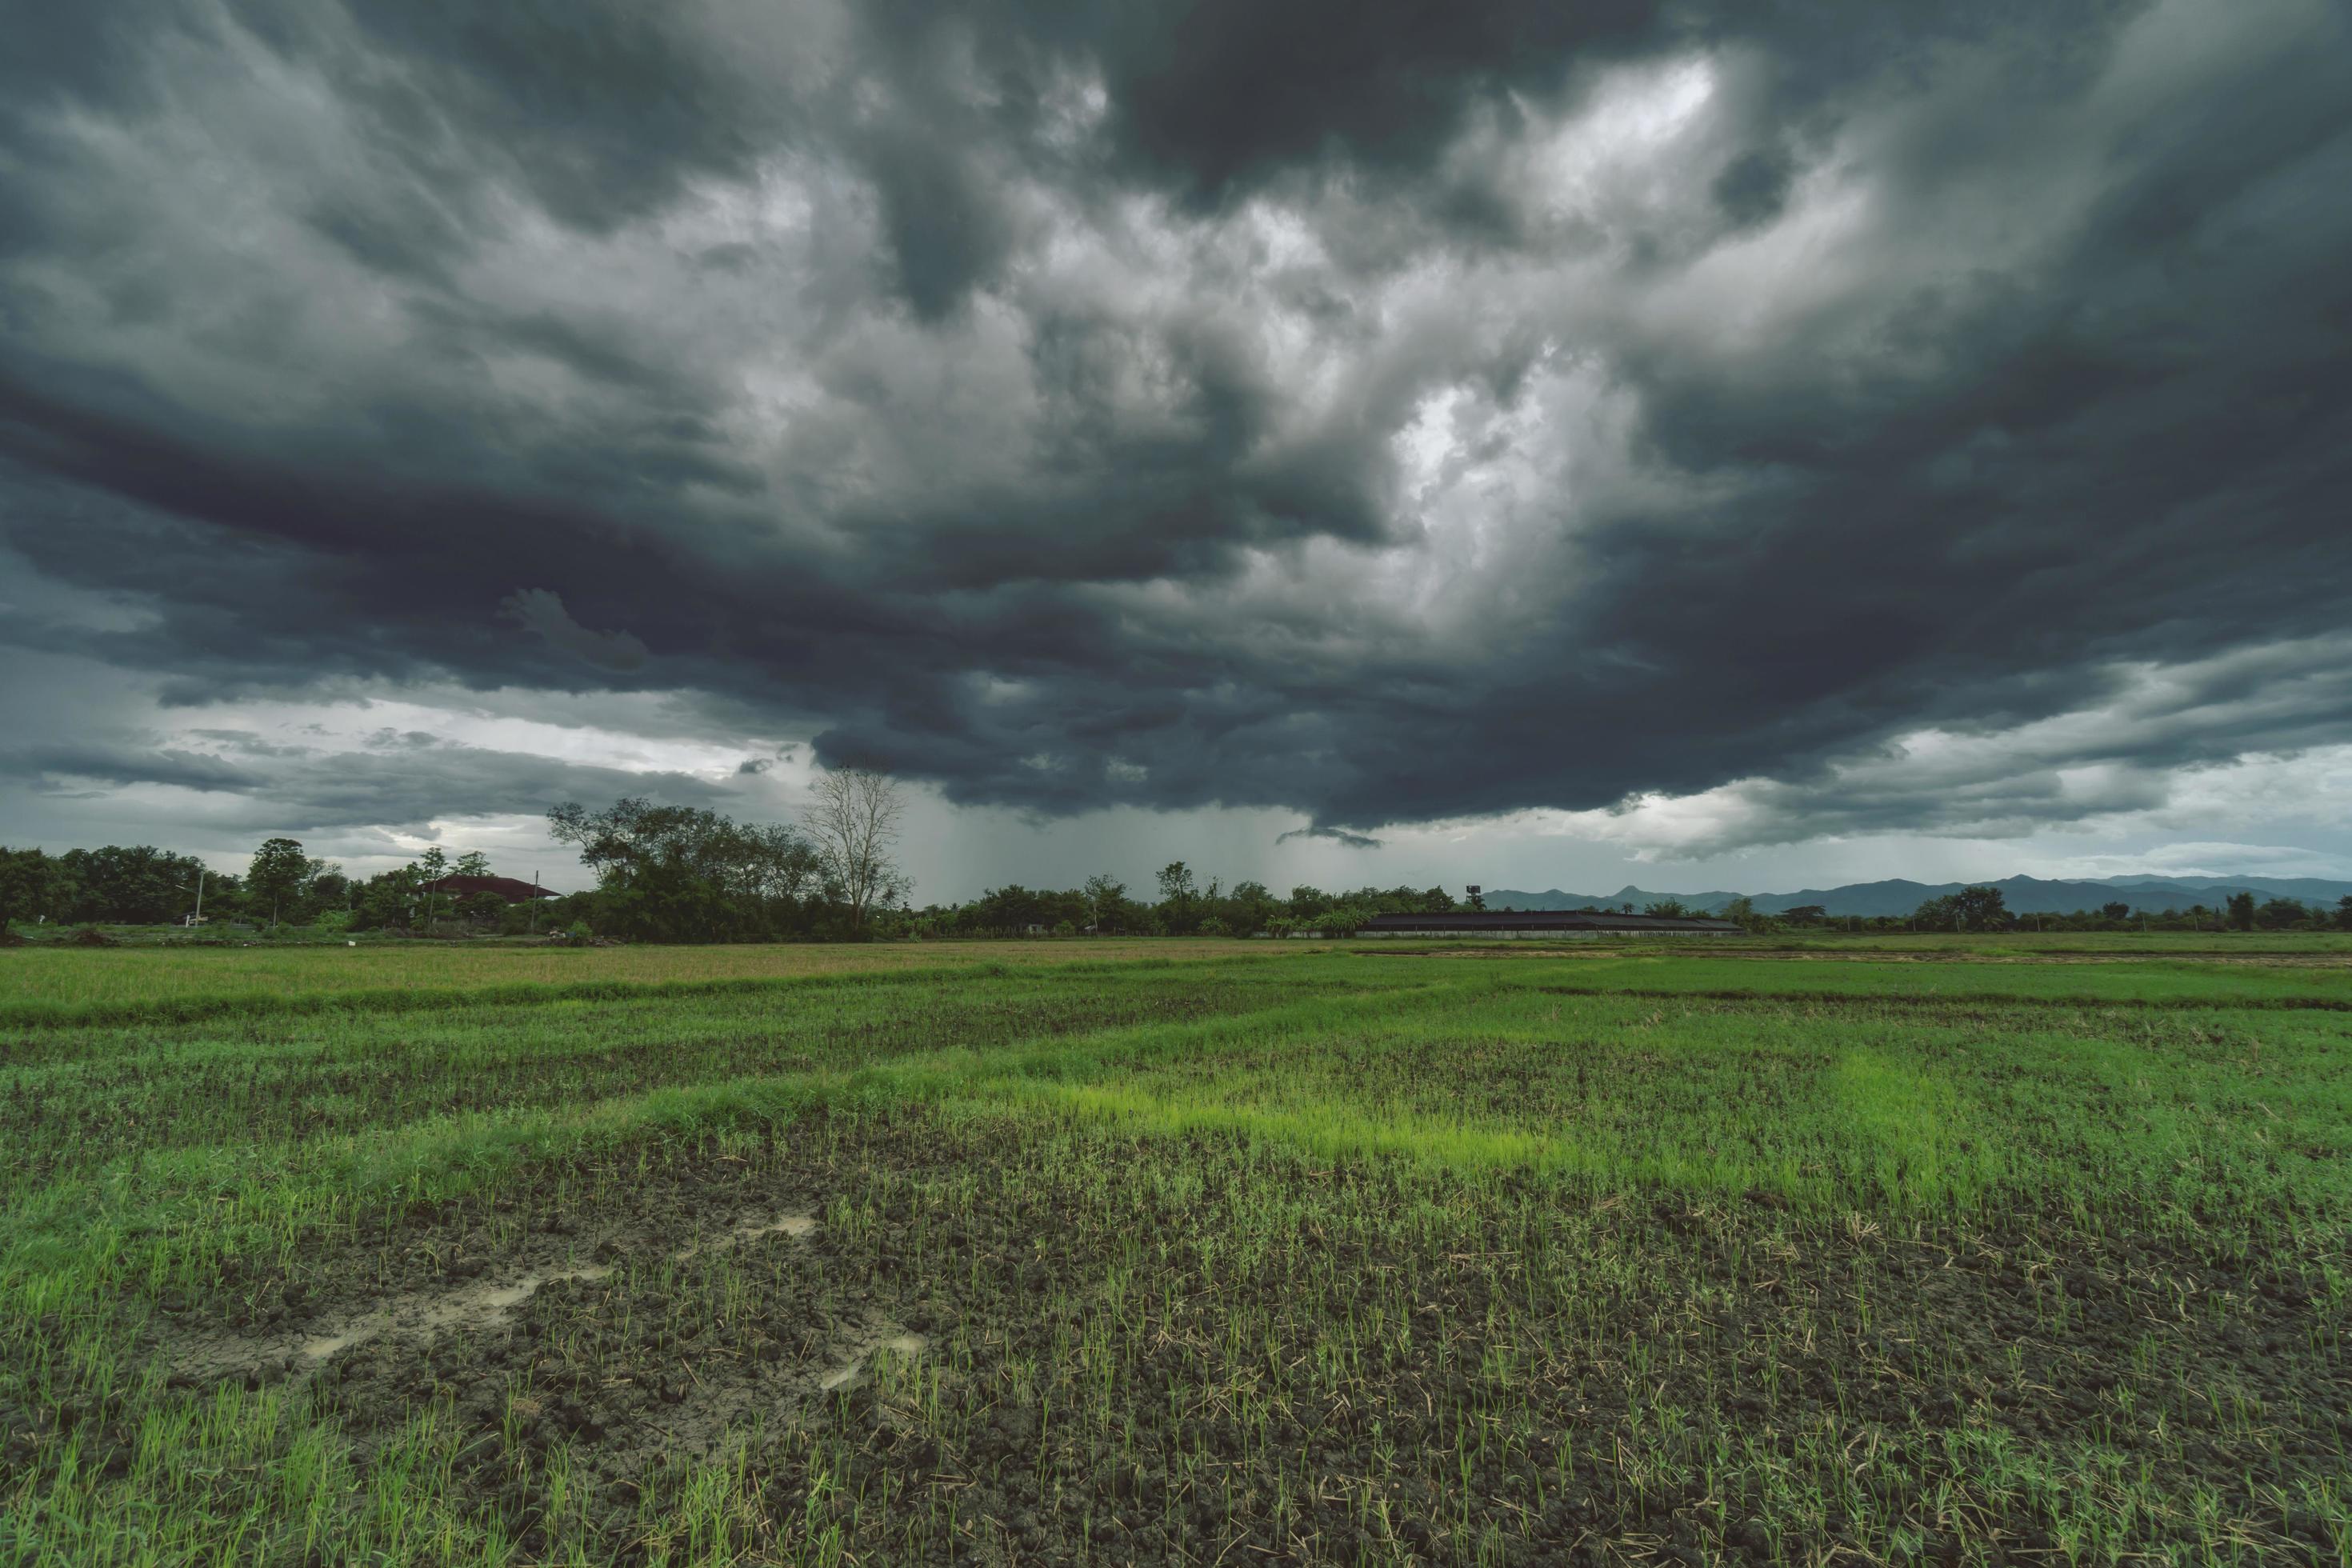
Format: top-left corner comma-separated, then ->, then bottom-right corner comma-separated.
802,767 -> 910,929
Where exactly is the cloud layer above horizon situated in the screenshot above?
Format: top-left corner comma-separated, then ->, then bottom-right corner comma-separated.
3,0 -> 2350,874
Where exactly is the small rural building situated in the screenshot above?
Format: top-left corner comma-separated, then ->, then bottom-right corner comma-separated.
1355,910 -> 1741,939
421,874 -> 558,904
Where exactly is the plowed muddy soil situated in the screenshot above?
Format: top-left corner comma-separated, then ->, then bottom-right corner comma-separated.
127,1111 -> 2350,1564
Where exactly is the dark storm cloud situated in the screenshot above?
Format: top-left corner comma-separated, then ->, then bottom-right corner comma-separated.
1710,146 -> 1794,228
1279,826 -> 1384,850
2,743 -> 267,795
501,590 -> 650,674
2,0 -> 2350,850
0,718 -> 742,838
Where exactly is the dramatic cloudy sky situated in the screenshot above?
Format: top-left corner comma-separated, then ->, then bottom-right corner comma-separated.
3,0 -> 2350,898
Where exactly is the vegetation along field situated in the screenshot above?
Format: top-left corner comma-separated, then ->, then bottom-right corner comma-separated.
2,942 -> 2347,1565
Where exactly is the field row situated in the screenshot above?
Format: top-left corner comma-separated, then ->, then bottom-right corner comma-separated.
6,939 -> 2352,1028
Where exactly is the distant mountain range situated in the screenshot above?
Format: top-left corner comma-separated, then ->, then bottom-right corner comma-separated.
1480,874 -> 2352,918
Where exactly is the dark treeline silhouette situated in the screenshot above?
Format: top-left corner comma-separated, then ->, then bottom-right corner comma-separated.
1898,883 -> 2352,934
6,827 -> 2352,942
917,864 -> 1462,939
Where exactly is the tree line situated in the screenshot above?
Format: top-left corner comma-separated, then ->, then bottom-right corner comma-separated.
0,769 -> 923,943
8,797 -> 2351,940
914,862 -> 1466,940
1727,886 -> 2352,934
539,782 -> 1471,942
0,842 -> 342,933
0,838 -> 518,936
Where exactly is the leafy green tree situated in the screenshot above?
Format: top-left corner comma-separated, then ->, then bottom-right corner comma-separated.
2101,902 -> 2130,923
1082,874 -> 1126,933
1719,895 -> 1773,933
550,798 -> 825,941
415,846 -> 451,926
246,838 -> 312,928
1938,883 -> 2013,930
1642,898 -> 1693,919
2226,890 -> 2256,930
1954,886 -> 2010,931
1222,880 -> 1281,936
2257,897 -> 2310,930
0,846 -> 62,933
1914,887 -> 2007,932
967,885 -> 1047,933
351,866 -> 422,932
1156,862 -> 1200,934
58,845 -> 212,924
2337,895 -> 2352,932
453,850 -> 493,878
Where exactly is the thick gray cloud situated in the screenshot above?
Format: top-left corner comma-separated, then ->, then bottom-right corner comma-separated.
0,702 -> 744,841
501,590 -> 650,674
2,0 -> 2348,849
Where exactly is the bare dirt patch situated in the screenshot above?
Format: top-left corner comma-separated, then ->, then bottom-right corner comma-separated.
137,1117 -> 2348,1565
157,1198 -> 823,1390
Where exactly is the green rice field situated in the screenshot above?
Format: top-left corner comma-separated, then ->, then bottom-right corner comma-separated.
2,941 -> 2346,1563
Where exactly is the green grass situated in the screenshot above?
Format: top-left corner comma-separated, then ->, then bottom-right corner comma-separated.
0,938 -> 1279,1020
2,944 -> 2346,1564
1389,950 -> 2352,1007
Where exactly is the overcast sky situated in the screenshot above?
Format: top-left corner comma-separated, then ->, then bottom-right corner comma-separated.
3,0 -> 2349,900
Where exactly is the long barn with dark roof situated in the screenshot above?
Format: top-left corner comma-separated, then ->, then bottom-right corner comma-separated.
421,874 -> 559,904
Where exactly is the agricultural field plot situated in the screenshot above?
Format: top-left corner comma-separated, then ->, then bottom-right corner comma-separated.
2,947 -> 2347,1565
0,939 -> 1279,1026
